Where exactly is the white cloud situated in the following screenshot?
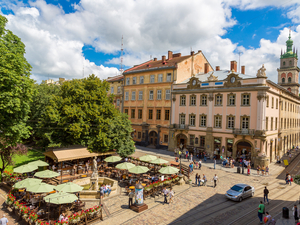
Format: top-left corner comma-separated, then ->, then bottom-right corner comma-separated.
1,0 -> 300,84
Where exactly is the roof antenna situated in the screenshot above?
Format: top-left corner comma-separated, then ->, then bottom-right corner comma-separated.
238,52 -> 242,73
150,55 -> 152,60
120,35 -> 124,74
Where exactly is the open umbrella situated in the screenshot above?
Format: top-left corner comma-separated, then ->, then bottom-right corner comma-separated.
13,178 -> 42,189
159,166 -> 179,175
150,158 -> 168,164
28,160 -> 49,167
104,156 -> 122,163
44,192 -> 78,204
116,162 -> 135,170
34,170 -> 60,178
26,183 -> 55,193
13,164 -> 38,174
55,182 -> 83,193
128,166 -> 149,174
139,155 -> 157,162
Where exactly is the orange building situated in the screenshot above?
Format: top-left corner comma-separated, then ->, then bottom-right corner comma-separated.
123,50 -> 213,149
107,75 -> 124,111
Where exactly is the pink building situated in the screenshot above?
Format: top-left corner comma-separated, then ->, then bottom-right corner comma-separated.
169,36 -> 300,167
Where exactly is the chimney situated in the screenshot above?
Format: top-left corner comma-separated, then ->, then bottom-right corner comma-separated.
204,63 -> 209,73
241,66 -> 245,74
162,55 -> 166,63
168,51 -> 173,60
153,58 -> 157,61
191,51 -> 194,56
230,61 -> 237,72
173,53 -> 181,57
198,50 -> 202,53
216,66 -> 220,71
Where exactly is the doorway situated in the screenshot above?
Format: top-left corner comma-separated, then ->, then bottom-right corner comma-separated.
149,131 -> 157,145
236,141 -> 252,159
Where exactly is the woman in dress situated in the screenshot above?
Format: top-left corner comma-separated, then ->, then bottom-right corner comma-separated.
247,164 -> 251,176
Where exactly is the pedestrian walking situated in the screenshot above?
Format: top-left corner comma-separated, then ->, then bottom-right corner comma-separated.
265,166 -> 269,176
198,175 -> 201,187
293,204 -> 299,223
162,187 -> 169,204
212,174 -> 218,188
257,165 -> 260,175
264,186 -> 269,204
247,164 -> 251,176
0,214 -> 8,225
261,166 -> 265,176
214,159 -> 216,170
289,152 -> 292,161
264,212 -> 273,225
258,201 -> 265,224
190,153 -> 193,162
169,188 -> 174,204
128,190 -> 134,208
202,174 -> 207,186
195,173 -> 199,185
199,159 -> 202,170
287,174 -> 292,185
204,152 -> 207,162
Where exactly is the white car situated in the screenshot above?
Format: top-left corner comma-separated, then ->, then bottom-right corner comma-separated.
225,183 -> 255,202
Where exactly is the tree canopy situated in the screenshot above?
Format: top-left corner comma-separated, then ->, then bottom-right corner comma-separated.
38,75 -> 134,156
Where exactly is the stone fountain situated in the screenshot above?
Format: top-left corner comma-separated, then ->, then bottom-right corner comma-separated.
90,156 -> 99,191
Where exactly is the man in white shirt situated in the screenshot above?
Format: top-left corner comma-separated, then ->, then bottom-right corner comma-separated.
0,214 -> 8,225
162,187 -> 169,204
213,174 -> 218,188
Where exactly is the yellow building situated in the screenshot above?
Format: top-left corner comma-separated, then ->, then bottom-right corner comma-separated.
107,75 -> 124,111
123,50 -> 213,149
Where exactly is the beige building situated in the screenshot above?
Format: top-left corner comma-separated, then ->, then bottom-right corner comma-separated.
106,75 -> 124,111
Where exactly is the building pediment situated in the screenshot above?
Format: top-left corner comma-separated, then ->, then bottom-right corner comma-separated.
187,77 -> 201,89
224,72 -> 242,87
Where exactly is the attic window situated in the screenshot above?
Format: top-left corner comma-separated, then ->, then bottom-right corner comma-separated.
147,64 -> 150,67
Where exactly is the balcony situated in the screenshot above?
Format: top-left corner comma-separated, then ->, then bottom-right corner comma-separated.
232,128 -> 255,136
172,124 -> 189,130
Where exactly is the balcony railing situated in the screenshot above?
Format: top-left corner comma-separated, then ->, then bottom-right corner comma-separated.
173,124 -> 189,130
232,128 -> 255,136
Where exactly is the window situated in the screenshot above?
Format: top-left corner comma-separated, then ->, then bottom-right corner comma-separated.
284,118 -> 286,129
281,118 -> 283,129
157,90 -> 162,100
126,78 -> 130,85
271,97 -> 274,108
228,94 -> 235,106
148,109 -> 153,119
150,75 -> 155,83
180,114 -> 185,125
288,77 -> 292,83
242,94 -> 250,106
271,117 -> 273,130
131,91 -> 136,100
189,114 -> 196,126
124,109 -> 128,115
138,109 -> 142,119
227,116 -> 234,129
189,135 -> 195,146
283,61 -> 286,66
132,77 -> 136,84
149,90 -> 154,100
158,74 -> 163,82
282,78 -> 285,83
111,86 -> 114,94
117,86 -> 121,94
241,117 -> 249,129
195,137 -> 199,145
266,117 -> 268,130
156,109 -> 161,120
266,96 -> 269,107
200,136 -> 205,147
138,91 -> 143,100
116,99 -> 120,106
190,95 -> 196,106
201,95 -> 207,106
131,109 -> 135,119
276,99 -> 278,109
125,92 -> 129,101
138,132 -> 142,139
165,110 -> 170,120
289,60 -> 292,66
200,115 -> 207,127
275,118 -> 277,130
165,90 -> 171,100
180,95 -> 186,106
164,135 -> 168,143
214,115 -> 222,128
166,73 -> 172,82
140,76 -> 144,84
215,94 -> 222,106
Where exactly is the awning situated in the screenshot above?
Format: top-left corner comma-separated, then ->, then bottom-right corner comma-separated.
44,147 -> 115,162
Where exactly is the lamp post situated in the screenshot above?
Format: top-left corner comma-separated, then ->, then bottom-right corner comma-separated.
179,143 -> 183,175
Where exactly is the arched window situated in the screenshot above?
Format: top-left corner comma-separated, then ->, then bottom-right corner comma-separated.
282,78 -> 285,83
288,77 -> 292,83
283,61 -> 286,66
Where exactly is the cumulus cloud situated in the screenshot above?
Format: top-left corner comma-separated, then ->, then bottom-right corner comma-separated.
1,0 -> 300,83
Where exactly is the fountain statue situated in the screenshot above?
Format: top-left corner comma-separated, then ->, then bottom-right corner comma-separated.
90,156 -> 99,191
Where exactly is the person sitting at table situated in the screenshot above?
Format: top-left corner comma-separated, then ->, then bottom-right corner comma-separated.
59,213 -> 65,221
125,157 -> 128,162
151,176 -> 155,182
154,175 -> 159,181
129,178 -> 133,185
52,164 -> 56,171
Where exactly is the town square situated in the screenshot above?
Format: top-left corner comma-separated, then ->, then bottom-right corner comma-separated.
1,0 -> 300,225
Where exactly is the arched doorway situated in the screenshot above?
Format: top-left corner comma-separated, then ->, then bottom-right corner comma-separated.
149,131 -> 157,145
236,141 -> 252,159
176,134 -> 187,148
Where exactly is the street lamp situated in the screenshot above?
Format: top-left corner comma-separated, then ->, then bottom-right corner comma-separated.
179,143 -> 183,175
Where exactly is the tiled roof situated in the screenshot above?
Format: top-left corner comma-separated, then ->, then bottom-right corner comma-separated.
106,75 -> 124,82
123,55 -> 191,74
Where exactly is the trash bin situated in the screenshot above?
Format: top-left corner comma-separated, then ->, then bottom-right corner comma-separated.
282,207 -> 289,219
237,167 -> 240,173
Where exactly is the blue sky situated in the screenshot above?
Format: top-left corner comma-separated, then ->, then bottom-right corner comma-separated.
1,0 -> 300,82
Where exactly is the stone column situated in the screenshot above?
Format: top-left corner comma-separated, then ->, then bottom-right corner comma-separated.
207,93 -> 214,127
156,125 -> 161,149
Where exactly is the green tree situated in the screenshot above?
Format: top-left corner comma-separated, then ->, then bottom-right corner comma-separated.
39,75 -> 134,156
0,15 -> 34,174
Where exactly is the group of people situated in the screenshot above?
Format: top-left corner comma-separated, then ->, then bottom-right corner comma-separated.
99,183 -> 112,199
194,173 -> 207,186
162,187 -> 175,204
285,173 -> 292,185
256,165 -> 270,176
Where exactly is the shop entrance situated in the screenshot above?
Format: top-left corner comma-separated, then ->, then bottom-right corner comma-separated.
176,134 -> 187,149
149,131 -> 157,145
236,141 -> 252,159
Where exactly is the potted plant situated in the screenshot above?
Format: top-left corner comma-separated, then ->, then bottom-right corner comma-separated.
29,212 -> 38,223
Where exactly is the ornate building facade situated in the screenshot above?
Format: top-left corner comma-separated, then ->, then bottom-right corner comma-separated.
107,75 -> 124,111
